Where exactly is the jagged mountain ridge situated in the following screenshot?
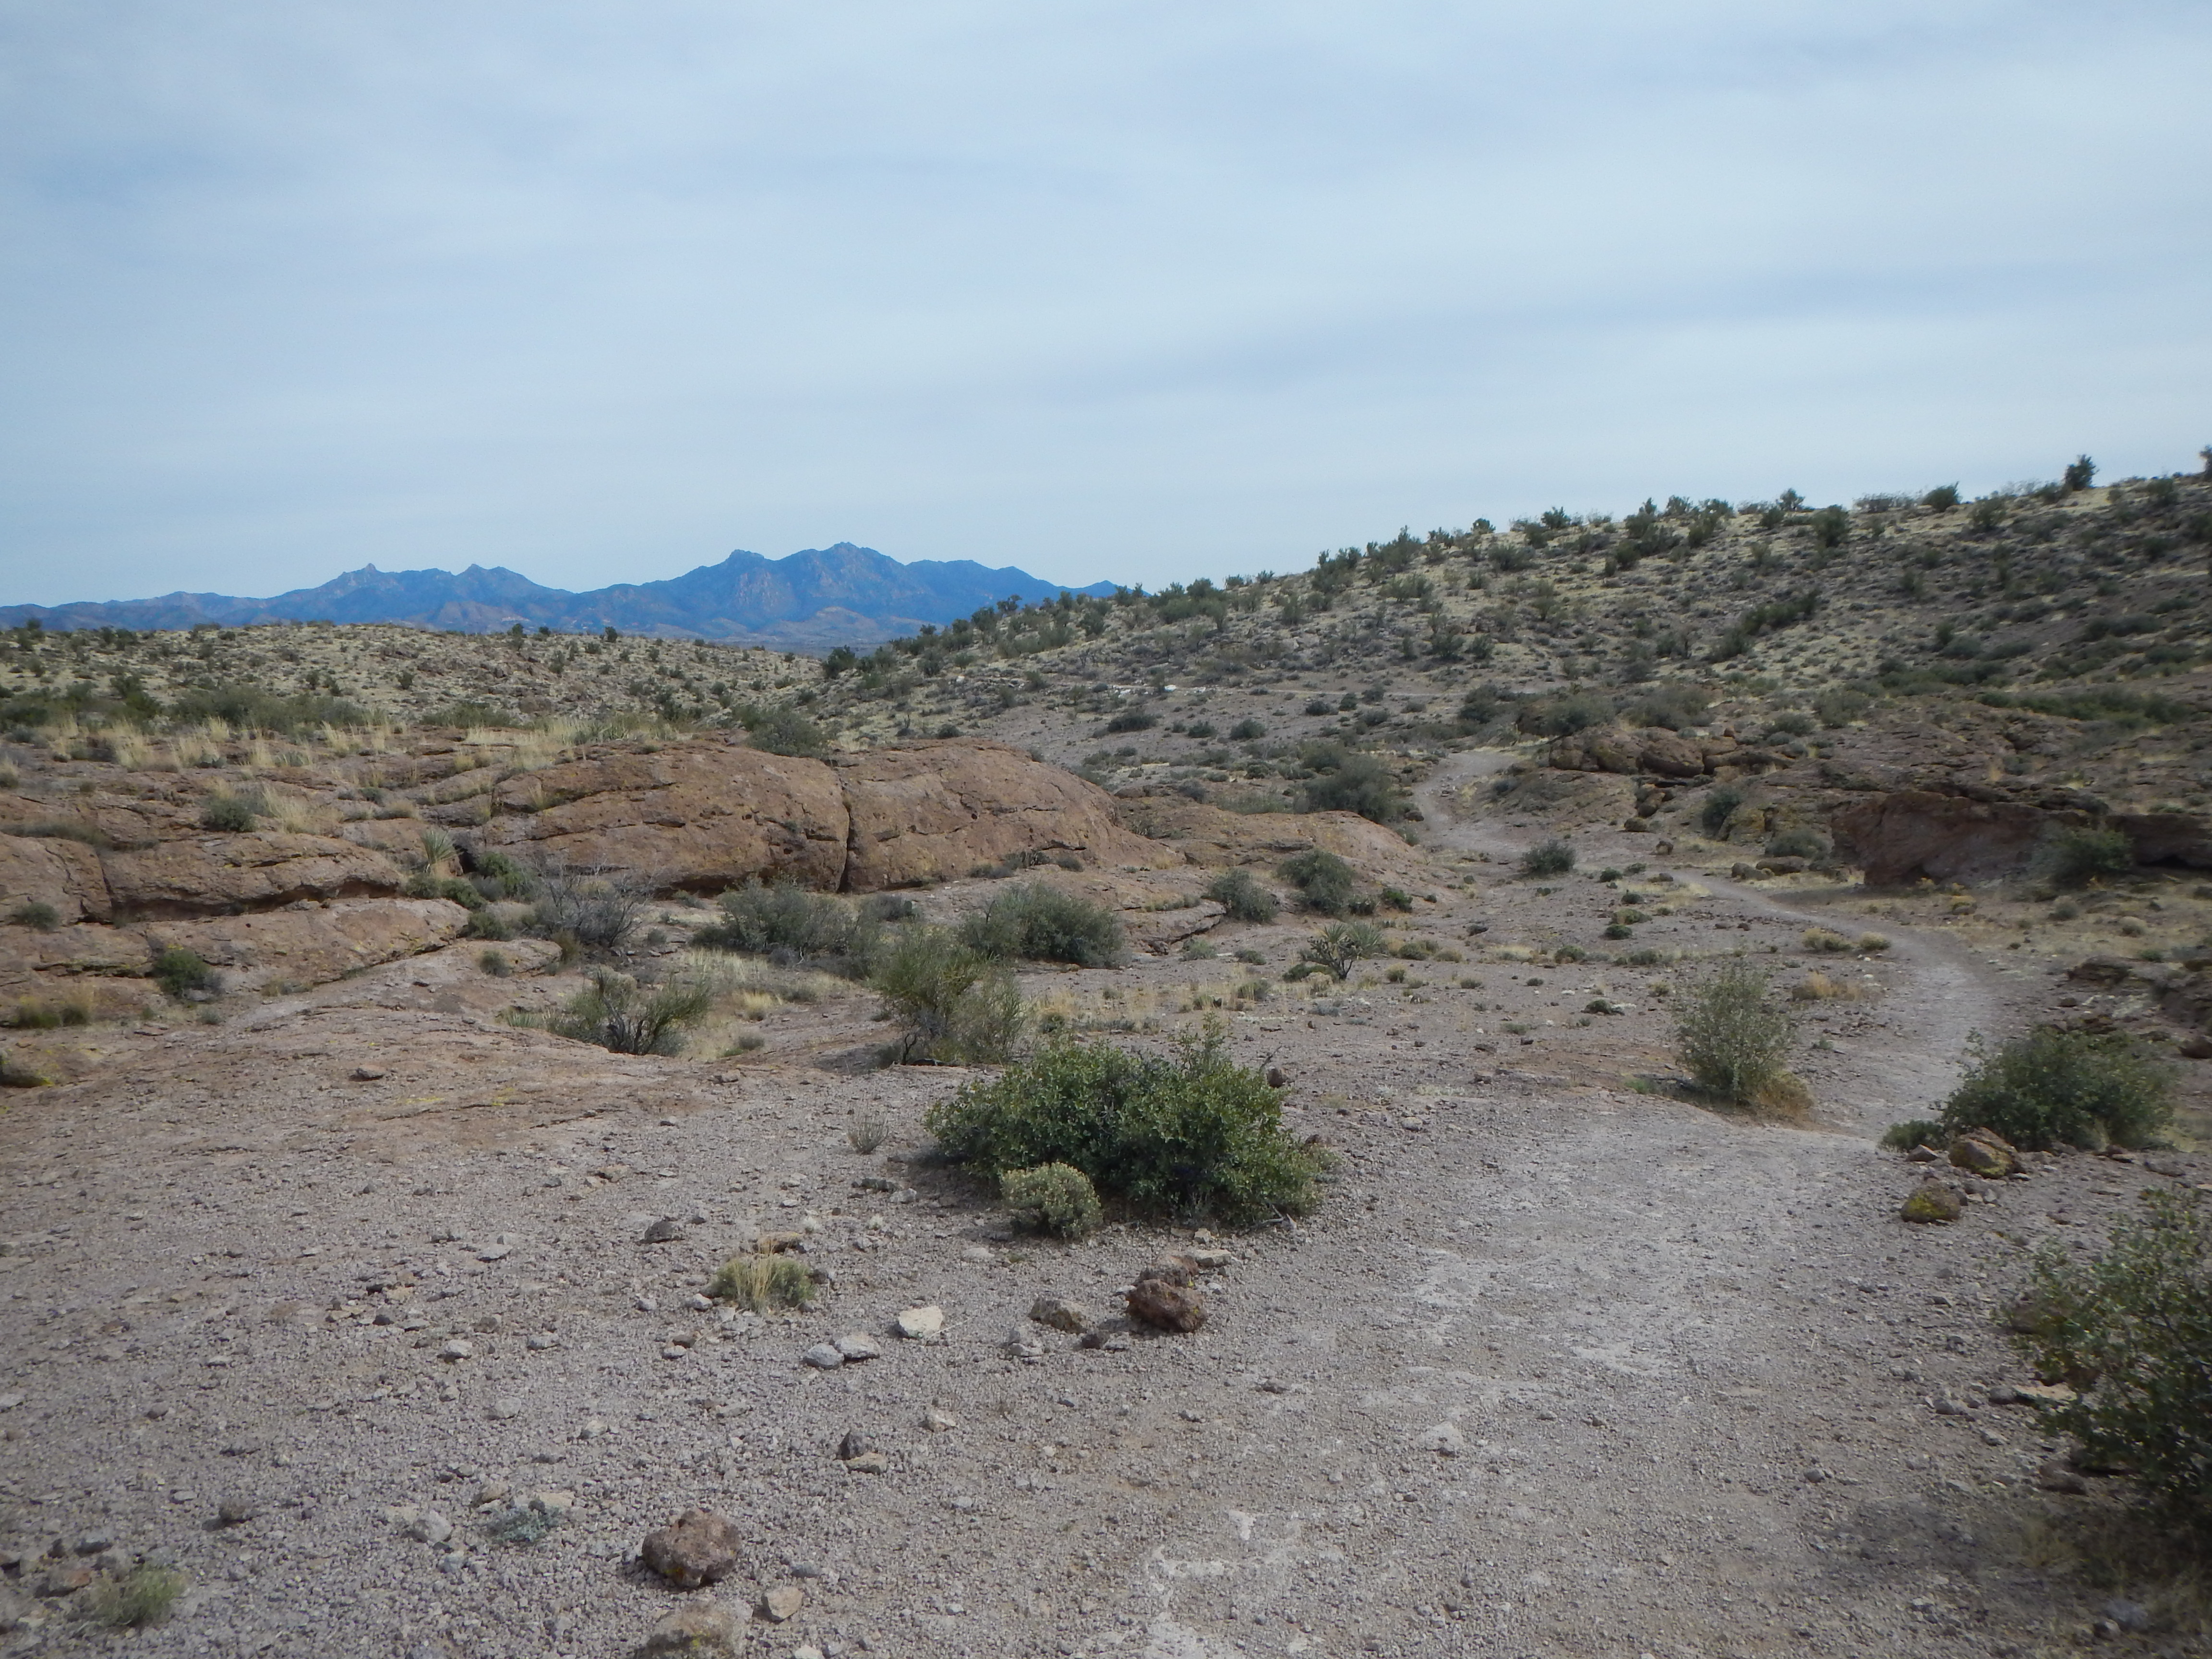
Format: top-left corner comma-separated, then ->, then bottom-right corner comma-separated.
0,543 -> 1118,648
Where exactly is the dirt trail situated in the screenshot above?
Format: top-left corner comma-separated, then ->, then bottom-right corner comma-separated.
0,773 -> 2181,1659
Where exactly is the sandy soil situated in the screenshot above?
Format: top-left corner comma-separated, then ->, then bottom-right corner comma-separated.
2,756 -> 2207,1659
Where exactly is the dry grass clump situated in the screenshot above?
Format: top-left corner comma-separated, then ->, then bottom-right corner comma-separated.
706,1253 -> 817,1313
1801,927 -> 1855,953
83,1564 -> 186,1629
1791,970 -> 1871,1002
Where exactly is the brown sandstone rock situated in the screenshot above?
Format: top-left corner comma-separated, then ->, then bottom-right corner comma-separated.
154,898 -> 471,989
476,743 -> 848,892
101,832 -> 405,916
1829,790 -> 2065,887
1126,1277 -> 1208,1332
640,1508 -> 743,1588
1636,729 -> 1707,779
1949,1130 -> 2020,1178
634,1601 -> 739,1656
1107,793 -> 1419,880
0,833 -> 111,924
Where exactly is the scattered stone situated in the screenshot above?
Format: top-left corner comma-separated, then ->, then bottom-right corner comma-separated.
351,1065 -> 387,1081
391,1506 -> 454,1545
473,1480 -> 512,1508
1029,1297 -> 1093,1334
1078,1329 -> 1130,1352
1416,1423 -> 1465,1456
0,1394 -> 25,1412
1906,1145 -> 1942,1164
1007,1326 -> 1048,1362
802,1344 -> 844,1370
488,1397 -> 523,1421
838,1428 -> 875,1460
216,1499 -> 255,1525
1125,1278 -> 1208,1333
527,1333 -> 556,1351
438,1339 -> 475,1361
640,1509 -> 742,1589
642,1217 -> 686,1245
1265,1067 -> 1290,1089
833,1332 -> 881,1362
961,1245 -> 995,1265
1900,1182 -> 1963,1225
2101,1599 -> 2152,1634
1949,1130 -> 2020,1178
476,1242 -> 513,1262
580,1417 -> 608,1440
760,1583 -> 805,1623
842,1452 -> 889,1475
922,1408 -> 958,1433
894,1306 -> 944,1340
1185,1249 -> 1232,1270
71,1530 -> 115,1557
634,1600 -> 740,1656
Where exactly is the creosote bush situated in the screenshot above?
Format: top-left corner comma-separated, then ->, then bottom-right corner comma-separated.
1940,1026 -> 2173,1150
1001,1162 -> 1103,1239
924,1022 -> 1324,1224
1519,838 -> 1575,878
1674,960 -> 1798,1110
8,899 -> 60,932
959,883 -> 1127,967
150,946 -> 218,1000
198,792 -> 259,832
1881,1118 -> 1946,1150
697,878 -> 879,973
1279,849 -> 1357,915
1202,867 -> 1279,924
544,968 -> 712,1056
870,926 -> 1026,1064
2011,1188 -> 2212,1527
1298,744 -> 1401,822
706,1253 -> 818,1313
2036,824 -> 2134,888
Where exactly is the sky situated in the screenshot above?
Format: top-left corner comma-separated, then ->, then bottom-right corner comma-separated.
2,1 -> 2209,606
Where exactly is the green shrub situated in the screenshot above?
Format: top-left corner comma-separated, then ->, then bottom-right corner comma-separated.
697,878 -> 877,972
1922,484 -> 1961,511
526,863 -> 646,956
742,704 -> 827,757
1299,920 -> 1386,981
1001,1162 -> 1103,1239
1674,961 -> 1795,1106
1813,687 -> 1872,727
1881,1118 -> 1946,1150
1765,825 -> 1827,859
1280,849 -> 1357,915
1298,745 -> 1401,822
150,946 -> 217,1000
404,871 -> 486,909
1700,783 -> 1748,836
545,969 -> 711,1056
2036,824 -> 2133,887
924,1023 -> 1324,1224
1103,709 -> 1157,733
1379,886 -> 1412,912
1519,838 -> 1575,878
1228,718 -> 1267,741
1624,684 -> 1710,731
2010,1188 -> 2212,1525
1202,867 -> 1279,924
477,948 -> 512,977
84,1564 -> 186,1629
1940,1027 -> 2173,1150
870,926 -> 1027,1064
199,792 -> 259,832
463,907 -> 513,940
8,900 -> 59,932
706,1253 -> 817,1312
959,883 -> 1126,967
1515,693 -> 1613,737
468,848 -> 537,900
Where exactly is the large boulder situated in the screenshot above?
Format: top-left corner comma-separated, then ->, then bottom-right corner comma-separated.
0,832 -> 112,924
474,742 -> 848,892
839,741 -> 1175,891
1829,790 -> 2069,886
100,832 -> 406,917
153,898 -> 472,991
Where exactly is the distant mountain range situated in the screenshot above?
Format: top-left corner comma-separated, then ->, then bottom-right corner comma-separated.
0,544 -> 1119,650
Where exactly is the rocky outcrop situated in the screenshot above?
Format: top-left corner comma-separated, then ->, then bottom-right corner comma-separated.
473,742 -> 849,891
0,832 -> 112,925
1832,787 -> 2212,886
153,899 -> 472,992
100,832 -> 407,917
1548,726 -> 1790,780
839,742 -> 1175,891
1106,793 -> 1424,878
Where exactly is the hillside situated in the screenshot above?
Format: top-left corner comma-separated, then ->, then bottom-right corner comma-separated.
0,543 -> 1117,649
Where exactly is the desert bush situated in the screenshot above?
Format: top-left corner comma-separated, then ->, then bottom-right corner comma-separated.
544,968 -> 712,1056
467,847 -> 537,901
1515,693 -> 1613,737
1940,1027 -> 2174,1150
8,899 -> 59,932
1001,1162 -> 1103,1239
1813,686 -> 1872,727
1625,684 -> 1711,731
84,1564 -> 186,1630
2035,824 -> 2133,888
1228,718 -> 1267,741
1202,866 -> 1279,924
1766,825 -> 1828,859
706,1253 -> 817,1313
150,946 -> 217,1000
404,870 -> 486,909
1700,782 -> 1748,836
1280,849 -> 1357,915
1675,961 -> 1796,1107
526,862 -> 647,956
1104,709 -> 1158,733
1801,927 -> 1854,953
199,791 -> 260,832
1299,920 -> 1386,981
1922,484 -> 1961,511
477,948 -> 512,976
2010,1187 -> 2212,1526
1857,932 -> 1891,952
871,926 -> 1027,1064
464,907 -> 513,940
741,704 -> 827,757
1519,838 -> 1575,877
959,883 -> 1126,967
697,879 -> 877,973
847,1113 -> 888,1154
924,1022 -> 1323,1223
1809,505 -> 1850,548
1881,1118 -> 1946,1150
2063,454 -> 2097,492
1298,745 -> 1401,822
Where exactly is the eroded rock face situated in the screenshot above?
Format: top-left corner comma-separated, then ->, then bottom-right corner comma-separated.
839,741 -> 1174,891
154,898 -> 471,991
475,743 -> 849,892
101,832 -> 406,917
1106,793 -> 1421,878
0,832 -> 111,924
1829,790 -> 2063,887
1547,727 -> 1787,781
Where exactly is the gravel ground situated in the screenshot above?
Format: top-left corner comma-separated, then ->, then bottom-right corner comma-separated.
3,753 -> 2208,1659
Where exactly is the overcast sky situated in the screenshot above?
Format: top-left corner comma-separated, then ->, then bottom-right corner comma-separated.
3,2 -> 2208,605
